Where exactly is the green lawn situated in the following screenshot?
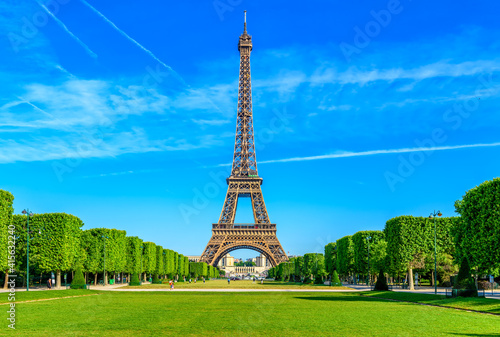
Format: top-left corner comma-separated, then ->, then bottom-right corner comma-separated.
126,279 -> 352,290
0,289 -> 104,304
4,290 -> 500,336
365,291 -> 500,314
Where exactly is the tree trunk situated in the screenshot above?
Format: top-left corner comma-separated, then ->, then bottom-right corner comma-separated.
408,268 -> 414,290
104,271 -> 108,285
56,270 -> 62,289
430,271 -> 434,286
3,271 -> 9,289
94,273 -> 97,286
85,272 -> 87,284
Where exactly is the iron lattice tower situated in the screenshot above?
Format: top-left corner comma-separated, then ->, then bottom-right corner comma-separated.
200,12 -> 288,267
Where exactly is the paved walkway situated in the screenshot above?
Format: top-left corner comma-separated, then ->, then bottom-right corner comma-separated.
104,288 -> 361,292
3,283 -> 499,299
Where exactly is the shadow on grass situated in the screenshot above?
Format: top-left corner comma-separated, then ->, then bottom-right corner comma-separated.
366,291 -> 500,314
449,332 -> 500,337
294,294 -> 394,303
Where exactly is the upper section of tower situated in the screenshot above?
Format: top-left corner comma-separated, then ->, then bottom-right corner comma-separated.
238,10 -> 252,51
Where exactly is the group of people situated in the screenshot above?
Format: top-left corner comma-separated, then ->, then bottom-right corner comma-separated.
188,277 -> 206,284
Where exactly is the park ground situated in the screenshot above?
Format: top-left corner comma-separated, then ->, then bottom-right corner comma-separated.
2,281 -> 500,336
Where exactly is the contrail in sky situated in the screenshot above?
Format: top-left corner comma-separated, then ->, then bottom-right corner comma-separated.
217,142 -> 500,166
79,0 -> 223,113
79,0 -> 186,86
35,1 -> 97,59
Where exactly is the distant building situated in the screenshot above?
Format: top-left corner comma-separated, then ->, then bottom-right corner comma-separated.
187,253 -> 270,276
187,256 -> 201,262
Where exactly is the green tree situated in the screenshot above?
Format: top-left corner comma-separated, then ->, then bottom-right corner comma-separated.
155,245 -> 164,279
70,264 -> 86,289
83,228 -> 126,285
268,267 -> 275,279
336,236 -> 354,281
129,273 -> 141,286
184,256 -> 189,279
454,256 -> 477,296
302,253 -> 317,283
143,242 -> 157,280
177,254 -> 185,280
324,242 -> 337,277
173,251 -> 179,279
374,269 -> 389,291
454,178 -> 500,275
201,262 -> 208,279
370,239 -> 389,275
331,270 -> 342,286
352,231 -> 385,282
125,236 -> 143,281
276,262 -> 284,281
80,230 -> 100,285
384,216 -> 456,290
162,249 -> 169,278
13,213 -> 83,288
106,229 -> 127,282
314,254 -> 327,283
294,256 -> 304,281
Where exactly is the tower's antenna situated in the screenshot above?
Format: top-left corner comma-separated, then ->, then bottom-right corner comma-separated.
244,10 -> 247,33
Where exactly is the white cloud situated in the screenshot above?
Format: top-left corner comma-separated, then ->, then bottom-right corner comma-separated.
191,119 -> 230,126
0,79 -> 172,131
310,60 -> 500,86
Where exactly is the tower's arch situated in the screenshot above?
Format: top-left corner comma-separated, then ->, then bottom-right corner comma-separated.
212,244 -> 277,267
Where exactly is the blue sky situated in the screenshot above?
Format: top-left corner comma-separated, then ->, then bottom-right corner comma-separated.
1,0 -> 499,259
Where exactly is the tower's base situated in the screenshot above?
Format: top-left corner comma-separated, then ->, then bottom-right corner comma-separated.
200,224 -> 288,267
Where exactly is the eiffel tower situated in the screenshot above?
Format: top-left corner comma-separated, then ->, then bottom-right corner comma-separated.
200,12 -> 288,267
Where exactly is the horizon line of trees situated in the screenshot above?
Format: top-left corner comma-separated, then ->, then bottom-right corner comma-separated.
0,190 -> 223,289
268,178 -> 499,290
322,178 -> 500,290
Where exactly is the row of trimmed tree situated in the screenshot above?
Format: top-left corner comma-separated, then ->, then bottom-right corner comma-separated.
0,190 -> 222,289
267,253 -> 327,284
323,178 -> 500,290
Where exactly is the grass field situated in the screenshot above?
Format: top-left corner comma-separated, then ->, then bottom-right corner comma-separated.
365,291 -> 500,314
126,279 -> 353,290
3,289 -> 500,336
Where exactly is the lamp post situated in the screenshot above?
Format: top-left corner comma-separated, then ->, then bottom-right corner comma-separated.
366,236 -> 372,288
102,236 -> 109,285
22,209 -> 34,291
429,210 -> 442,295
